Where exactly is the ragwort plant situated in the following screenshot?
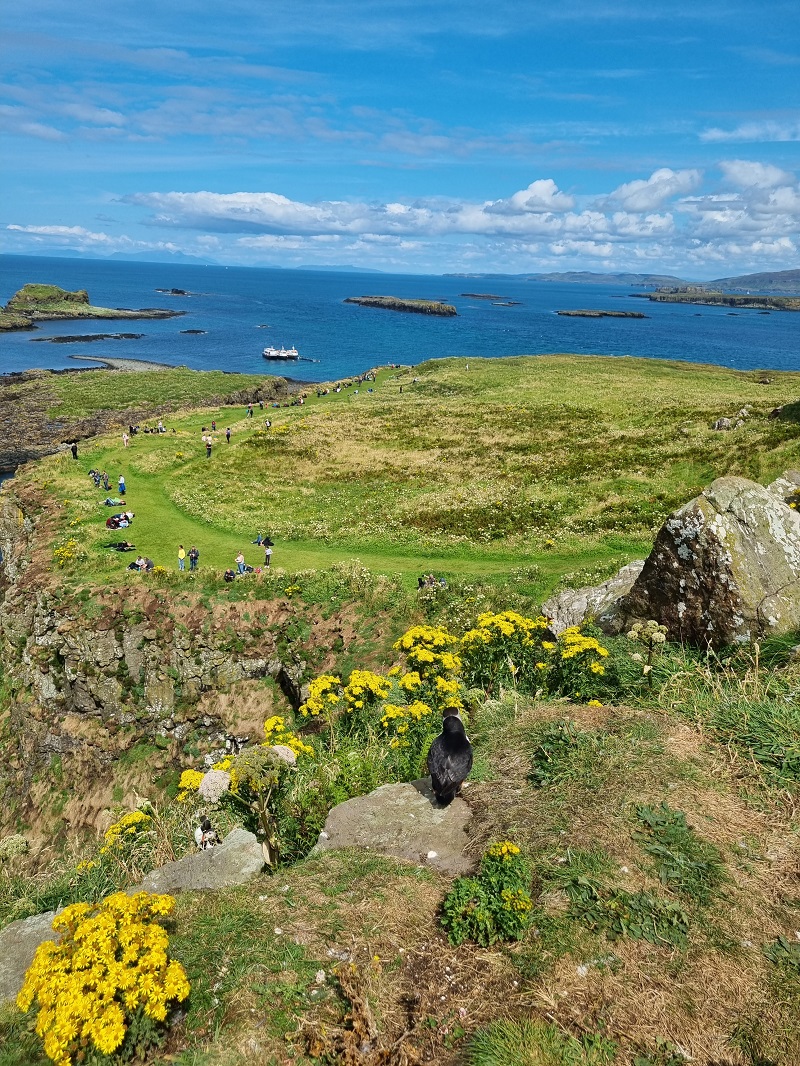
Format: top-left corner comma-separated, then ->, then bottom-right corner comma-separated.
441,841 -> 534,947
17,892 -> 189,1066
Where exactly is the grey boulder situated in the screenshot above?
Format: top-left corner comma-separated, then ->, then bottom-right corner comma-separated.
139,828 -> 265,893
0,910 -> 57,1004
311,779 -> 474,875
605,474 -> 800,647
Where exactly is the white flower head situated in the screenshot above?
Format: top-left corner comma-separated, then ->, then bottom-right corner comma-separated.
199,769 -> 231,803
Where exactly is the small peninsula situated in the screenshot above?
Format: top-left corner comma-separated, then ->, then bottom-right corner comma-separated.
344,295 -> 457,316
0,284 -> 186,332
557,309 -> 647,319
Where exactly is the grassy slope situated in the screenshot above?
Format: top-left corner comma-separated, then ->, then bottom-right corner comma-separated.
25,354 -> 800,591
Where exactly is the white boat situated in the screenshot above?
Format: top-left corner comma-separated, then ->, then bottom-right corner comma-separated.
263,345 -> 299,360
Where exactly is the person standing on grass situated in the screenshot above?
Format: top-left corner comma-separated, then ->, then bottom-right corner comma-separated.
118,474 -> 126,496
247,403 -> 253,418
122,431 -> 129,448
226,427 -> 231,443
188,545 -> 199,571
70,442 -> 78,459
236,551 -> 246,575
206,439 -> 212,459
212,420 -> 216,431
178,545 -> 186,571
264,543 -> 273,568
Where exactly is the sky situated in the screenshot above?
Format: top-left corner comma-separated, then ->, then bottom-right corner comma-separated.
2,0 -> 800,277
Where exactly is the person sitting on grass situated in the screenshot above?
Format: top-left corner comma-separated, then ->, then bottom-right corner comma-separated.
224,568 -> 236,582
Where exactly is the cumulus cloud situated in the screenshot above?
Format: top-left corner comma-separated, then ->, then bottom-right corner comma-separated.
488,179 -> 575,214
718,159 -> 795,189
603,168 -> 702,211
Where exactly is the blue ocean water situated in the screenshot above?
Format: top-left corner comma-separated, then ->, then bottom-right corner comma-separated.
1,254 -> 798,380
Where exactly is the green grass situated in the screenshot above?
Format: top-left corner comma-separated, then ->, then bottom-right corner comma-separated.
465,1018 -> 617,1066
24,354 -> 800,593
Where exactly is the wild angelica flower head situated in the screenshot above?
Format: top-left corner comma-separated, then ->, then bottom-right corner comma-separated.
199,769 -> 231,803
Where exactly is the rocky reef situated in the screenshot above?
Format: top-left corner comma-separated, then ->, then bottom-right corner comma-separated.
344,295 -> 457,316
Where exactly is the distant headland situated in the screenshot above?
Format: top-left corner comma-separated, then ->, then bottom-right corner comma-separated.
0,284 -> 185,332
344,295 -> 457,316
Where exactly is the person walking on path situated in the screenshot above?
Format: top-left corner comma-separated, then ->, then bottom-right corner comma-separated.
264,543 -> 273,568
178,545 -> 186,571
226,427 -> 231,443
188,545 -> 199,571
70,442 -> 78,459
122,431 -> 129,448
236,551 -> 246,575
118,475 -> 126,496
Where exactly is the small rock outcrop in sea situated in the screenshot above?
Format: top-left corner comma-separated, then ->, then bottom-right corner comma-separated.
344,295 -> 457,316
311,779 -> 474,875
600,472 -> 800,647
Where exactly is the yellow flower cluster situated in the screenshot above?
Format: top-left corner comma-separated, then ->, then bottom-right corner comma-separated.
17,892 -> 189,1066
380,700 -> 432,746
398,670 -> 422,692
487,840 -> 521,860
558,626 -> 610,662
100,810 -> 151,855
342,669 -> 391,711
177,769 -> 204,802
299,674 -> 342,717
263,715 -> 315,758
52,539 -> 81,568
500,887 -> 533,913
462,610 -> 550,646
393,625 -> 461,679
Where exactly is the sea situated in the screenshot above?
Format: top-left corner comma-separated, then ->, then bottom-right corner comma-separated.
1,254 -> 798,381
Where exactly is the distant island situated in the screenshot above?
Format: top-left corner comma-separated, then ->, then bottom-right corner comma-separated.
0,284 -> 185,332
444,268 -> 800,295
344,295 -> 457,316
633,288 -> 800,312
557,309 -> 647,319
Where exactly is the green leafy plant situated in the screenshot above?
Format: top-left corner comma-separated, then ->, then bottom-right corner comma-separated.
441,841 -> 533,947
634,803 -> 726,904
564,876 -> 690,947
762,935 -> 800,976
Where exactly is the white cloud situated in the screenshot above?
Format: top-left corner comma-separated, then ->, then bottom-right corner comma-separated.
700,119 -> 800,143
603,168 -> 702,211
719,159 -> 795,188
488,179 -> 575,214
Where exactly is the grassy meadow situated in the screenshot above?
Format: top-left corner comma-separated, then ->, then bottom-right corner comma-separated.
5,355 -> 800,1065
25,354 -> 800,594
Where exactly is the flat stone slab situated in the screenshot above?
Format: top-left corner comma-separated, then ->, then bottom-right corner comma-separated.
139,828 -> 264,893
311,779 -> 474,875
0,910 -> 57,1004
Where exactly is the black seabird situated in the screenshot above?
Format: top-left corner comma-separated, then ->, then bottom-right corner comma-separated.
426,714 -> 473,806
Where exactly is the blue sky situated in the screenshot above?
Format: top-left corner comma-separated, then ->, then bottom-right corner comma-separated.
2,0 -> 799,276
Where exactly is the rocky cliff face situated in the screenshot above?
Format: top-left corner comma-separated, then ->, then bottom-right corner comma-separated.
0,488 -> 340,839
